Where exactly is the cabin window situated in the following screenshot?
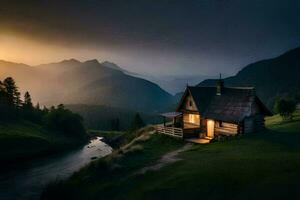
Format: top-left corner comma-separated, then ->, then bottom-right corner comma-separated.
184,114 -> 200,125
189,100 -> 193,107
189,114 -> 198,124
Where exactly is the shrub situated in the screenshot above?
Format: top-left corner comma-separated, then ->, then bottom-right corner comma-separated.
274,98 -> 296,120
43,104 -> 86,138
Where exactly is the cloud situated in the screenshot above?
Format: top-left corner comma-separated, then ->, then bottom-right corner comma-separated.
0,0 -> 299,76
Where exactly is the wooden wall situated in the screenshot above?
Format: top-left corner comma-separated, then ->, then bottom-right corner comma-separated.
244,114 -> 265,133
214,121 -> 238,135
244,117 -> 254,134
183,113 -> 200,125
242,98 -> 266,133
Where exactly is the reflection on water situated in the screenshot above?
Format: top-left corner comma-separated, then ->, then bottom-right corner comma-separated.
0,137 -> 112,200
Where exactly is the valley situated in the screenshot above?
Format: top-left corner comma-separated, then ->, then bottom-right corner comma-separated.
42,110 -> 300,200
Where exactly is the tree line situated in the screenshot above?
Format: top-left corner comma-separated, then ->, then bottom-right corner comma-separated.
0,77 -> 86,139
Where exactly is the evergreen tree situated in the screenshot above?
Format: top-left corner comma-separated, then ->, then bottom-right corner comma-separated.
130,113 -> 145,131
23,91 -> 33,109
274,98 -> 296,120
15,91 -> 22,108
36,102 -> 40,110
43,106 -> 49,114
43,105 -> 86,138
0,81 -> 5,92
21,91 -> 35,121
3,77 -> 21,108
0,81 -> 10,119
0,81 -> 7,103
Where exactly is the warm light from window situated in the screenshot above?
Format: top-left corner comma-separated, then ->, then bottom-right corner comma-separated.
188,114 -> 200,124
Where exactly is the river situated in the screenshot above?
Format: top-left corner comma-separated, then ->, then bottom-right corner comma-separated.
0,137 -> 112,200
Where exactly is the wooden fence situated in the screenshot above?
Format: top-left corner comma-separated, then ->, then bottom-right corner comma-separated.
156,125 -> 183,138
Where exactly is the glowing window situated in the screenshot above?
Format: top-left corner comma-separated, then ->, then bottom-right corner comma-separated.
188,114 -> 200,124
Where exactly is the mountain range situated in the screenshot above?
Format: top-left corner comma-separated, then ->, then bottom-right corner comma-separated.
0,59 -> 173,112
198,47 -> 300,109
1,47 -> 299,116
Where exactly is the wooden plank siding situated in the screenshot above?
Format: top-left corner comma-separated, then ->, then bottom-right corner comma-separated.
214,121 -> 239,136
244,114 -> 265,133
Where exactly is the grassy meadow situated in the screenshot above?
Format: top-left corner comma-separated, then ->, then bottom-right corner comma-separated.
42,110 -> 300,200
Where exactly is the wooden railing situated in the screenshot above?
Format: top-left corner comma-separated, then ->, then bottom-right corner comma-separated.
156,125 -> 183,138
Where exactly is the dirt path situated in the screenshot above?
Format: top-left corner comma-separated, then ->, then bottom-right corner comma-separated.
135,144 -> 193,175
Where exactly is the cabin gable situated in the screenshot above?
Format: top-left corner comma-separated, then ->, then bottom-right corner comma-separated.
177,89 -> 199,112
182,92 -> 198,111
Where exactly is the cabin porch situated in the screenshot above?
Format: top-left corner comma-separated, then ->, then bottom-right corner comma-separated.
156,112 -> 242,143
157,112 -> 205,141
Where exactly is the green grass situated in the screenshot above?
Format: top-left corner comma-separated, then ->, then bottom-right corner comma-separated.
0,120 -> 86,163
266,109 -> 300,132
42,110 -> 300,200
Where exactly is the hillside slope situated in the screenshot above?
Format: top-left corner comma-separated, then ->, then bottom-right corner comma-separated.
43,110 -> 300,200
0,59 -> 173,112
198,48 -> 300,108
0,120 -> 85,163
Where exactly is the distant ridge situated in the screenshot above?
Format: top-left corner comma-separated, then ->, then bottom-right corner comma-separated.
198,47 -> 300,108
0,59 -> 173,112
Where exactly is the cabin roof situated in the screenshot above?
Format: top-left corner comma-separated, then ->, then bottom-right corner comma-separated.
177,86 -> 272,123
160,112 -> 182,118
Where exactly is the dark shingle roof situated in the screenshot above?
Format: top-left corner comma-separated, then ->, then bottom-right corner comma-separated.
179,86 -> 272,123
187,86 -> 216,113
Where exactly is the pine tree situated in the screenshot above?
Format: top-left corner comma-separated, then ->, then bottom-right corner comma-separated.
0,81 -> 7,103
130,113 -> 145,131
0,81 -> 10,118
23,91 -> 33,109
15,91 -> 22,109
274,98 -> 296,120
35,102 -> 40,110
3,77 -> 21,108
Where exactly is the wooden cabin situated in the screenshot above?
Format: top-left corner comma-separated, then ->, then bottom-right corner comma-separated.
157,79 -> 272,143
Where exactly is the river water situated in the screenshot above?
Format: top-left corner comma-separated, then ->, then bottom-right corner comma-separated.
0,137 -> 112,200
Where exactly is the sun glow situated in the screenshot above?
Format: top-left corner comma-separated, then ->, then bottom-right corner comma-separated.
0,33 -> 113,65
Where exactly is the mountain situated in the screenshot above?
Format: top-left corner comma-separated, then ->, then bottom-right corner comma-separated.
100,61 -> 215,95
198,47 -> 300,109
139,74 -> 215,95
0,59 -> 173,112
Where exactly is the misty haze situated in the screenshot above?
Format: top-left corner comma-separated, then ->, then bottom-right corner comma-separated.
0,1 -> 300,200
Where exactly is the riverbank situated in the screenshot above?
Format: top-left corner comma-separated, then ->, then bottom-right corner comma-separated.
88,127 -> 154,149
42,110 -> 300,199
0,137 -> 112,200
88,130 -> 125,148
0,120 -> 88,167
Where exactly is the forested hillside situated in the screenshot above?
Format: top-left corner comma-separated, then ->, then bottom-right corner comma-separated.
0,77 -> 87,163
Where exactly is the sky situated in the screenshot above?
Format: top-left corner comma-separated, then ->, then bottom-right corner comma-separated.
0,0 -> 299,77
